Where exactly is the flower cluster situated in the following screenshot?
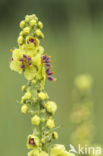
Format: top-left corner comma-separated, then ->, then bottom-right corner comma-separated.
10,14 -> 74,156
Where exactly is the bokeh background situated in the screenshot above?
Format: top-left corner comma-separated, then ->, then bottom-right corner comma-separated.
0,0 -> 103,155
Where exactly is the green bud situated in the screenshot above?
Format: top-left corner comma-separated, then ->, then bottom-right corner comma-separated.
21,85 -> 26,92
19,20 -> 25,28
38,92 -> 48,100
21,104 -> 28,114
38,21 -> 43,29
25,15 -> 30,22
30,19 -> 36,26
24,91 -> 32,100
17,36 -> 23,45
45,101 -> 57,115
35,29 -> 44,38
23,27 -> 30,35
46,119 -> 55,129
31,115 -> 40,125
19,31 -> 24,36
52,132 -> 58,139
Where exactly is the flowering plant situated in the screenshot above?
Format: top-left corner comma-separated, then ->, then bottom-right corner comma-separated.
9,14 -> 74,156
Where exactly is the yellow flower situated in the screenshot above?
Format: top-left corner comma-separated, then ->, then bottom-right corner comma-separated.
38,92 -> 48,101
46,119 -> 55,129
27,135 -> 39,149
24,66 -> 36,80
50,144 -> 75,156
32,54 -> 41,68
26,36 -> 39,48
28,149 -> 48,156
45,101 -> 57,115
10,48 -> 22,73
28,149 -> 39,156
10,60 -> 22,74
37,45 -> 44,55
31,115 -> 40,125
21,104 -> 28,114
39,151 -> 48,156
36,65 -> 46,81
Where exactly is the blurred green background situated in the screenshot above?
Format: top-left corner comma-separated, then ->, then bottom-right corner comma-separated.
0,0 -> 103,155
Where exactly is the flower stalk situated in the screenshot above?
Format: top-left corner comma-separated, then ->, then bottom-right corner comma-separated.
10,14 -> 74,156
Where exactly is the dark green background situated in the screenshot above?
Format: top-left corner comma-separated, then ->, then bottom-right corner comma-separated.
0,0 -> 103,155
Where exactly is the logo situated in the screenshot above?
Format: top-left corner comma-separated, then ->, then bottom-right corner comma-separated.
69,144 -> 102,155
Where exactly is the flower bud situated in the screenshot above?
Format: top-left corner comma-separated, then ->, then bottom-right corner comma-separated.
25,91 -> 32,99
21,85 -> 26,92
46,119 -> 55,129
52,132 -> 58,139
45,101 -> 57,115
23,27 -> 30,35
17,36 -> 23,45
31,115 -> 40,125
19,31 -> 24,36
30,19 -> 36,26
21,104 -> 28,114
38,92 -> 48,101
38,21 -> 43,29
19,20 -> 25,28
35,29 -> 44,38
25,15 -> 30,22
21,96 -> 26,104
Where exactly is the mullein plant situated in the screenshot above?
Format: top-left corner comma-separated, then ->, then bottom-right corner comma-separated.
9,14 -> 75,156
70,74 -> 95,156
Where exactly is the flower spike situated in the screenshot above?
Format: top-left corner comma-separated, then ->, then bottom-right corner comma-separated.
9,14 -> 74,156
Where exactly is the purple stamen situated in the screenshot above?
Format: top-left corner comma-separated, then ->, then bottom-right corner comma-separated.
46,68 -> 50,73
42,56 -> 50,62
28,38 -> 37,46
46,68 -> 53,76
20,64 -> 25,69
42,55 -> 47,60
44,60 -> 50,63
47,72 -> 53,76
47,77 -> 53,81
23,54 -> 27,58
45,63 -> 51,67
29,138 -> 35,146
19,58 -> 24,62
27,56 -> 31,61
28,62 -> 32,66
